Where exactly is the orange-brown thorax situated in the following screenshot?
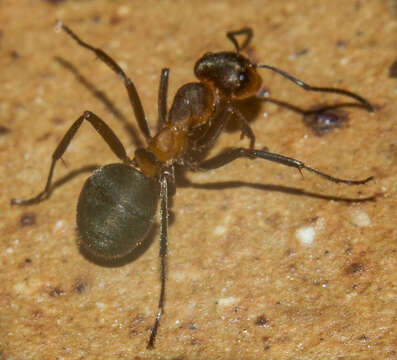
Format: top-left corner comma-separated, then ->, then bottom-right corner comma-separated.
135,82 -> 216,177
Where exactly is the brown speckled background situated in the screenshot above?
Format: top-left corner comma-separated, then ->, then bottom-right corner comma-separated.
1,1 -> 396,359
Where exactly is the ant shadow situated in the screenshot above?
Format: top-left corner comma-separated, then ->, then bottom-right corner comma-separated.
228,93 -> 370,137
54,57 -> 144,149
176,169 -> 377,203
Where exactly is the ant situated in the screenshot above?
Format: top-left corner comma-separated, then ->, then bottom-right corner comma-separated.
11,22 -> 374,348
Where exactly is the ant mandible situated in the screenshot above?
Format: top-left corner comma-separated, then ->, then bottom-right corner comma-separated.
11,22 -> 374,349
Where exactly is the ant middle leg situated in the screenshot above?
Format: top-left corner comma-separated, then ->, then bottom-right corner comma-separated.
195,147 -> 373,185
11,111 -> 131,205
58,21 -> 152,139
228,106 -> 256,148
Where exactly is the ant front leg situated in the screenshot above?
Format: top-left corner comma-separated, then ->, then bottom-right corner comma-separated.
58,21 -> 152,139
185,104 -> 257,168
227,105 -> 256,149
184,109 -> 232,167
11,111 -> 131,206
196,147 -> 373,185
197,105 -> 255,149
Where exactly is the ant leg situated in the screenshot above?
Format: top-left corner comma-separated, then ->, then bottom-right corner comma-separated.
228,106 -> 256,149
186,106 -> 255,168
157,69 -> 170,128
196,147 -> 373,185
226,27 -> 253,53
147,171 -> 170,349
195,109 -> 232,149
184,108 -> 238,168
11,111 -> 131,205
197,106 -> 255,149
183,110 -> 231,167
58,21 -> 152,139
256,64 -> 375,112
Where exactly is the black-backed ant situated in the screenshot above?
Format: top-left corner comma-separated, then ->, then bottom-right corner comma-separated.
11,23 -> 374,348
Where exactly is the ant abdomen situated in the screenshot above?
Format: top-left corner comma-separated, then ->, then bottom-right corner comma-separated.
77,163 -> 159,259
194,52 -> 262,100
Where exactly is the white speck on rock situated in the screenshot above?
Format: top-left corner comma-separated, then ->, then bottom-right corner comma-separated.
350,209 -> 371,227
296,226 -> 315,246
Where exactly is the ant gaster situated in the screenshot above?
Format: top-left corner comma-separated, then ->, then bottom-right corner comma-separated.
11,23 -> 374,348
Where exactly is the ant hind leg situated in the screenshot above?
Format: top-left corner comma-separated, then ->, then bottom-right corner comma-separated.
11,111 -> 130,206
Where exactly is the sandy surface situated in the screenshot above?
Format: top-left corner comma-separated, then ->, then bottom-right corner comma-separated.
1,1 -> 396,359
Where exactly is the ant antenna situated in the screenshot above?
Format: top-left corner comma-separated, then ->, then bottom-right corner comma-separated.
257,64 -> 375,112
226,27 -> 253,53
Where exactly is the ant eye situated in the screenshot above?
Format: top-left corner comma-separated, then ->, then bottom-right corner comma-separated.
239,73 -> 246,82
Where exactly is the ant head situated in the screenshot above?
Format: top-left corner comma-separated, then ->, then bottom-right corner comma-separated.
194,52 -> 262,100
